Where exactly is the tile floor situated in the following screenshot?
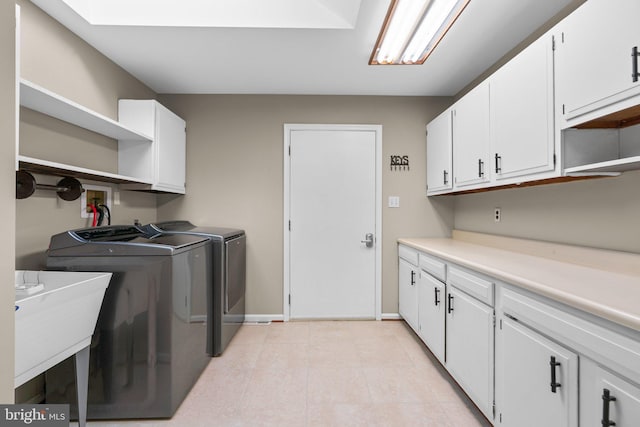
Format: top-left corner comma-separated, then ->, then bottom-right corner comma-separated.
73,320 -> 490,426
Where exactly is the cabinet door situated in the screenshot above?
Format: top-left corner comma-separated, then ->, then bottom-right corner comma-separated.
426,110 -> 453,194
491,33 -> 555,180
556,0 -> 640,121
497,316 -> 578,427
446,286 -> 494,419
417,272 -> 445,363
398,258 -> 418,332
453,82 -> 491,188
155,103 -> 186,193
580,359 -> 640,427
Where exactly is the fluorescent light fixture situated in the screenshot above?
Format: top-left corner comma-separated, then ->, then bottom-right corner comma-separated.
370,0 -> 470,65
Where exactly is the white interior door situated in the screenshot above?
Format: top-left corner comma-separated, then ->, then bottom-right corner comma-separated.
285,125 -> 380,319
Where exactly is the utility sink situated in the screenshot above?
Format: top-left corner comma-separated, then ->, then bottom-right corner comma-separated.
14,270 -> 111,387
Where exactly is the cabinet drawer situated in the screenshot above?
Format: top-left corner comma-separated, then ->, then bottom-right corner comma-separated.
448,266 -> 494,306
398,244 -> 419,265
419,253 -> 446,282
502,288 -> 640,386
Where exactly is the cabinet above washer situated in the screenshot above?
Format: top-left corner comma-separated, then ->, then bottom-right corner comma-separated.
118,100 -> 187,194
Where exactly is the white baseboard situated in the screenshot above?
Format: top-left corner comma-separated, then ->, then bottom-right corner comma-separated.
381,313 -> 402,320
244,314 -> 401,323
244,314 -> 284,323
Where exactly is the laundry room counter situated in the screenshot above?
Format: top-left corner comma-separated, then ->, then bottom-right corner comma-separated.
399,231 -> 640,332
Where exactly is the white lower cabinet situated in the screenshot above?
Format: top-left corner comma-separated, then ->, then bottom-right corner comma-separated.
417,271 -> 445,363
580,358 -> 640,427
398,250 -> 419,332
399,244 -> 640,427
497,316 -> 578,427
446,285 -> 494,420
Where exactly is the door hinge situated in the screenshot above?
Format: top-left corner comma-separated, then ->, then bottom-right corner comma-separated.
288,220 -> 291,231
288,145 -> 291,156
562,104 -> 565,115
500,413 -> 502,423
492,401 -> 496,418
499,318 -> 502,330
562,32 -> 564,43
288,294 -> 291,305
493,314 -> 496,327
552,35 -> 555,51
553,153 -> 557,166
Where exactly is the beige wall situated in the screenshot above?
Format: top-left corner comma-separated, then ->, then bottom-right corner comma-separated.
15,0 -> 159,269
453,170 -> 640,254
0,2 -> 17,403
157,95 -> 454,315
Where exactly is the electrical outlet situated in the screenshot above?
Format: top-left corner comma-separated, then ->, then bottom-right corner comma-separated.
494,207 -> 501,223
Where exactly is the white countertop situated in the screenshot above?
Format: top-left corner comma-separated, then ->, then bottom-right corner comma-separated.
398,235 -> 640,332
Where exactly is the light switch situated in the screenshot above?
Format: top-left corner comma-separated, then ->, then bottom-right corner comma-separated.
388,196 -> 400,208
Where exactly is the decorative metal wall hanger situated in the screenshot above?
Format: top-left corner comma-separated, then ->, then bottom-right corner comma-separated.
16,170 -> 85,201
390,155 -> 410,171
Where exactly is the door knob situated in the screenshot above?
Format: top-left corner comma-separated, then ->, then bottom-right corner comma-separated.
361,233 -> 374,248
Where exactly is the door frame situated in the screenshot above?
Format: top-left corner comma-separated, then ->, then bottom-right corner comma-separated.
283,124 -> 382,321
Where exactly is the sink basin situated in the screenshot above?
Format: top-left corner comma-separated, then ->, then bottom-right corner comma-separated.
14,270 -> 111,387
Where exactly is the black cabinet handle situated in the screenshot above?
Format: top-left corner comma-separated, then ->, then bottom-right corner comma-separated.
447,294 -> 454,314
443,170 -> 449,185
410,270 -> 415,286
549,356 -> 561,393
495,153 -> 502,173
434,287 -> 440,306
478,158 -> 484,178
602,388 -> 617,426
633,46 -> 640,82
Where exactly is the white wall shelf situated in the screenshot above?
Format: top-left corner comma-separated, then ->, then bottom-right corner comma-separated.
564,156 -> 640,175
19,79 -> 152,142
18,155 -> 153,184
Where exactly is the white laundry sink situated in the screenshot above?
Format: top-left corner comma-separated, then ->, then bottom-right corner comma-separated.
14,270 -> 111,387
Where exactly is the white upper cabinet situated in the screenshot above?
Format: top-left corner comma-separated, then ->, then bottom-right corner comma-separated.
426,109 -> 453,195
491,33 -> 556,180
453,81 -> 491,189
118,100 -> 187,194
426,29 -> 557,195
556,0 -> 640,125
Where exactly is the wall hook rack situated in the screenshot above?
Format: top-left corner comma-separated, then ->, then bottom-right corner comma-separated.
390,155 -> 410,171
16,170 -> 85,201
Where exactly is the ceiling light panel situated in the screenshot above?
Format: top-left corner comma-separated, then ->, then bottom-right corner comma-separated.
370,0 -> 470,65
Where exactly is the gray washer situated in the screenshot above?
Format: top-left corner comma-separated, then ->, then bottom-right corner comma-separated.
45,225 -> 211,420
142,221 -> 246,356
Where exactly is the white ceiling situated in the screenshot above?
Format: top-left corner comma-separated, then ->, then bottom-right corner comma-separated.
30,0 -> 575,96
